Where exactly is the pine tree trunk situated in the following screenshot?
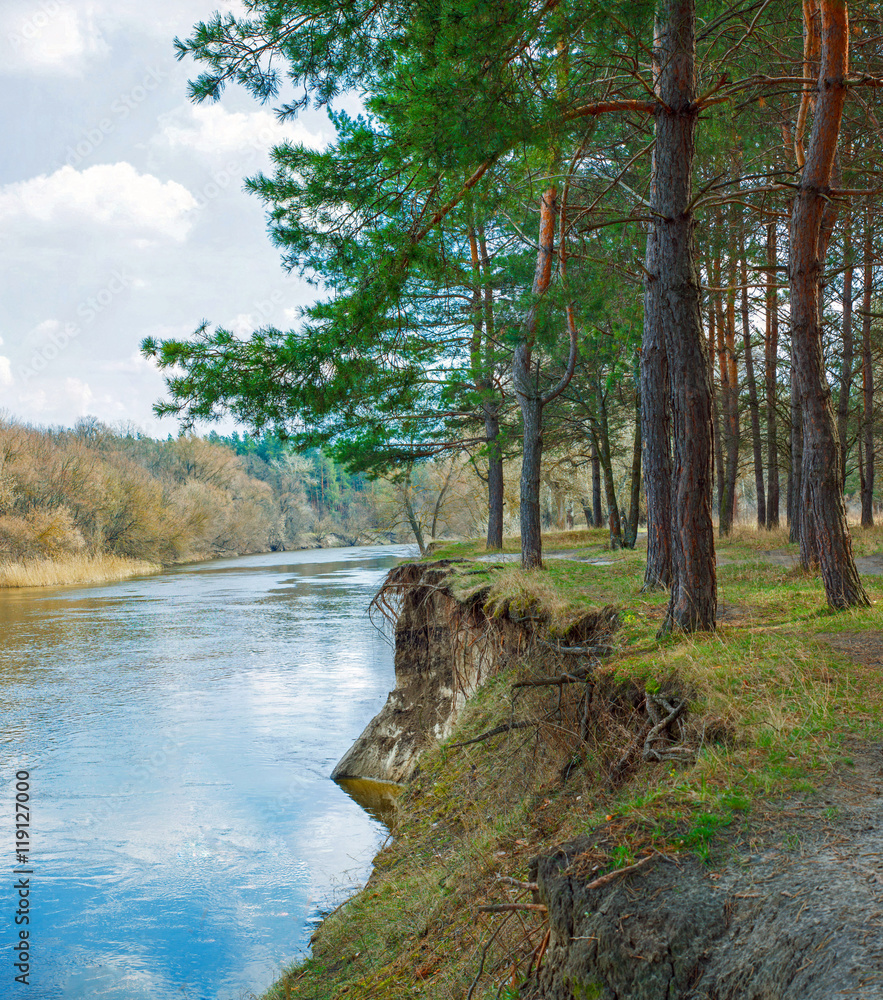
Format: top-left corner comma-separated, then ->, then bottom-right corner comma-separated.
403,465 -> 427,556
721,280 -> 739,534
484,405 -> 504,549
740,226 -> 766,528
765,222 -> 781,528
789,367 -> 802,543
591,442 -> 603,527
837,209 -> 854,489
713,388 -> 724,523
861,211 -> 875,527
641,220 -> 673,587
624,381 -> 642,549
513,183 -> 557,570
789,0 -> 868,607
594,385 -> 623,550
469,220 -> 505,551
517,380 -> 544,569
651,0 -> 716,632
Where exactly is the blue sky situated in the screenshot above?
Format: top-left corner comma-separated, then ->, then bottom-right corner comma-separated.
0,0 -> 335,433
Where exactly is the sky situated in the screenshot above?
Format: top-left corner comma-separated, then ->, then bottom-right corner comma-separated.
0,0 -> 339,435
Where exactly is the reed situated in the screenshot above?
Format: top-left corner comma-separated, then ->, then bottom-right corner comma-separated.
0,553 -> 161,588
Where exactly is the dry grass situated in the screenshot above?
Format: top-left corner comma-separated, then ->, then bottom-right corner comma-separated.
0,553 -> 161,588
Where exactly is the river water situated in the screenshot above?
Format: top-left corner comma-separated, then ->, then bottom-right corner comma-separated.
0,545 -> 413,1000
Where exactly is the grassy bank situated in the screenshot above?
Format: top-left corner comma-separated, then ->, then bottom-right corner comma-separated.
0,553 -> 161,588
262,526 -> 883,1000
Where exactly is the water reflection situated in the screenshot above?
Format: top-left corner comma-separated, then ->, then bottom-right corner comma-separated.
336,777 -> 402,826
0,544 -> 413,1000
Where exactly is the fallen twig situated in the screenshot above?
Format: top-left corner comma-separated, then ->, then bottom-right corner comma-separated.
478,903 -> 549,913
538,639 -> 612,656
533,926 -> 552,975
448,720 -> 536,748
466,912 -> 514,1000
497,876 -> 539,891
582,853 -> 658,891
512,670 -> 591,689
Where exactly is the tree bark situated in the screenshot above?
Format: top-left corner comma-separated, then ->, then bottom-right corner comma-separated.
484,405 -> 504,548
789,0 -> 868,607
469,219 -> 505,550
641,216 -> 674,588
649,0 -> 716,631
624,380 -> 642,549
592,382 -> 623,550
861,209 -> 875,527
403,464 -> 427,556
765,222 -> 781,528
719,274 -> 739,535
836,208 -> 854,490
740,223 -> 766,528
789,365 -> 803,543
513,181 -> 557,570
477,223 -> 506,549
591,441 -> 603,527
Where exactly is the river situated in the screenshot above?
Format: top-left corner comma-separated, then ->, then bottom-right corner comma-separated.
0,544 -> 414,1000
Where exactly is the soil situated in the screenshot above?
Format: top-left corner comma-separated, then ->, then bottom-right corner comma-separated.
528,742 -> 883,999
331,562 -> 523,784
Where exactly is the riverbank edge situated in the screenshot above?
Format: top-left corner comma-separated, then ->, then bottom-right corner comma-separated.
0,553 -> 162,588
0,534 -> 402,589
262,533 -> 883,999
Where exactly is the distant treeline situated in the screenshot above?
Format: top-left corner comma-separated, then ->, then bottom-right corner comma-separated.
0,419 -> 396,566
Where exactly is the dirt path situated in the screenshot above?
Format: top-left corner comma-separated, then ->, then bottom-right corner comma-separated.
534,742 -> 883,999
718,548 -> 883,575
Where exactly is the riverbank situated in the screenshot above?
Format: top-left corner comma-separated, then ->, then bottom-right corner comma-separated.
266,526 -> 883,999
0,535 -> 394,589
0,552 -> 162,588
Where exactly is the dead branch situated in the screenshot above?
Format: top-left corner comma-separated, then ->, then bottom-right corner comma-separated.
538,638 -> 612,655
581,853 -> 658,891
466,912 -> 514,1000
447,721 -> 537,748
533,926 -> 552,976
478,904 -> 549,913
512,670 -> 592,689
497,876 -> 539,891
643,695 -> 695,763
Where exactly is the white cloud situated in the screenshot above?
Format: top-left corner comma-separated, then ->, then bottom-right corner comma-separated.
0,357 -> 12,387
0,2 -> 109,76
26,319 -> 62,345
100,351 -> 156,373
62,377 -> 95,412
156,104 -> 325,163
0,163 -> 197,241
17,377 -> 122,420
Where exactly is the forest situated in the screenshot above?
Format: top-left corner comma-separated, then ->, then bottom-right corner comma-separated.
145,0 -> 883,633
0,419 -> 433,574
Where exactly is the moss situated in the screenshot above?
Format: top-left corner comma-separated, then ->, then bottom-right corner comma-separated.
571,981 -> 605,1000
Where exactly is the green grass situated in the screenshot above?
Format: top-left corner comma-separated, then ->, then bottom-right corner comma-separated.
262,526 -> 883,1000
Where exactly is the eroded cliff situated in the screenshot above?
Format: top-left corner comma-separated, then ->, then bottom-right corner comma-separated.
331,561 -> 524,784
